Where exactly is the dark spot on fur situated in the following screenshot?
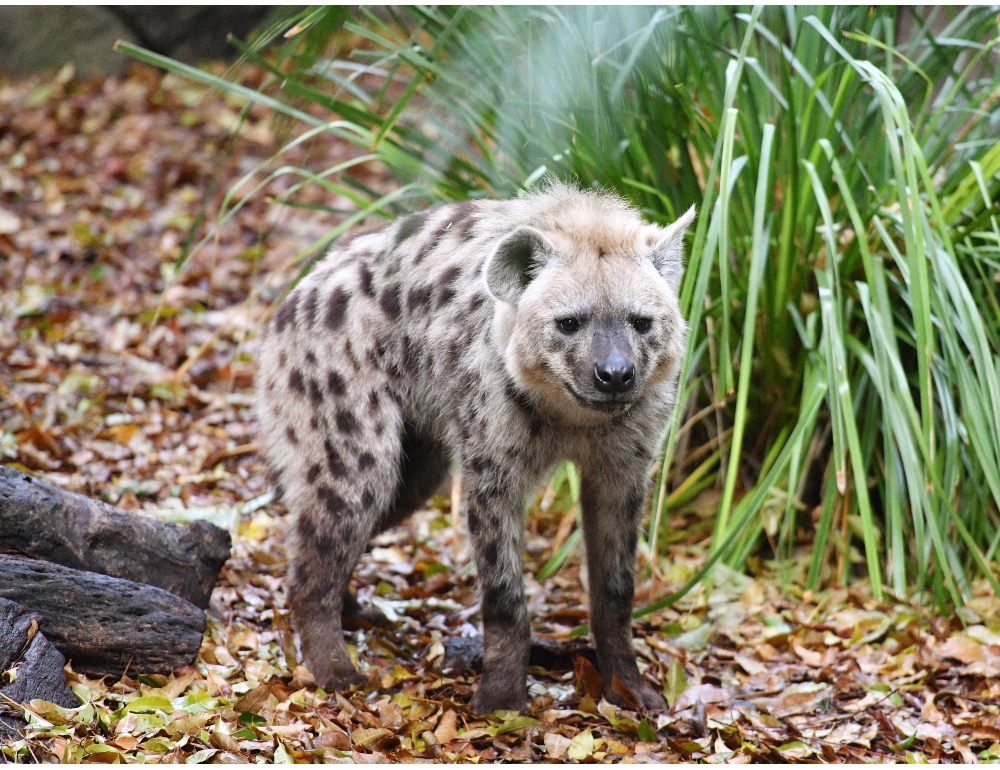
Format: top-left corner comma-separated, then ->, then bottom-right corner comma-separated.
336,409 -> 358,434
394,213 -> 425,246
305,351 -> 317,365
452,202 -> 478,240
323,439 -> 347,477
474,489 -> 494,509
482,585 -> 519,626
481,540 -> 499,569
504,378 -> 537,420
327,370 -> 346,397
597,246 -> 606,258
306,463 -> 321,484
361,489 -> 375,509
289,369 -> 305,394
358,262 -> 376,298
309,379 -> 324,406
343,339 -> 362,371
414,221 -> 451,265
380,283 -> 402,320
273,297 -> 296,333
406,284 -> 434,312
436,265 -> 462,308
302,287 -> 320,326
326,286 -> 350,330
467,508 -> 480,533
372,337 -> 387,365
373,422 -> 384,436
467,293 -> 485,314
468,456 -> 493,474
358,452 -> 376,471
310,415 -> 320,430
367,390 -> 380,415
286,426 -> 298,444
278,352 -> 287,369
297,514 -> 316,542
317,484 -> 349,516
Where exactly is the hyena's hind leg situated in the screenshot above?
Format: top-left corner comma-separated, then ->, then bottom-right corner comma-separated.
341,425 -> 451,630
282,405 -> 407,690
378,424 -> 452,532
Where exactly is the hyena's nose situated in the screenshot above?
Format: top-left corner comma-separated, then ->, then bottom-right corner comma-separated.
594,351 -> 635,394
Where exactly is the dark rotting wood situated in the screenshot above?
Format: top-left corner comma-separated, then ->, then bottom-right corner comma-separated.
0,464 -> 231,609
0,554 -> 206,680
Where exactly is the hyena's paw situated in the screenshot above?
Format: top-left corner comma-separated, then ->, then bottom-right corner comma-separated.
305,658 -> 368,692
326,667 -> 368,691
469,675 -> 527,716
342,598 -> 390,631
608,677 -> 666,712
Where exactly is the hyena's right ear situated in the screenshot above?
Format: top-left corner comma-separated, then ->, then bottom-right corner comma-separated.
485,226 -> 555,304
649,205 -> 696,292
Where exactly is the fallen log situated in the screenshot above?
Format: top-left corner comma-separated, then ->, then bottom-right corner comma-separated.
0,598 -> 79,738
0,554 -> 206,680
0,465 -> 230,609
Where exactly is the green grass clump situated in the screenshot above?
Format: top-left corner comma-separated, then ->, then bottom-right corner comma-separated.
122,5 -> 1000,610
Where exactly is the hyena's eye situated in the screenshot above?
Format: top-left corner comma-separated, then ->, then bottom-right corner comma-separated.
557,317 -> 580,334
633,317 -> 652,333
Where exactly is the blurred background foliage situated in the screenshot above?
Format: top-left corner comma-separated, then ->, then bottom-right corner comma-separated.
123,5 -> 1000,612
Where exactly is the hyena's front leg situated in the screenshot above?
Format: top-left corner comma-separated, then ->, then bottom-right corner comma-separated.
463,466 -> 531,714
580,471 -> 666,711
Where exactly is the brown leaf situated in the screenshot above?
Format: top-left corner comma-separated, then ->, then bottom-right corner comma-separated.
314,727 -> 351,751
233,683 -> 272,714
939,633 -> 986,664
210,731 -> 241,754
290,665 -> 315,690
434,709 -> 458,745
792,640 -> 823,667
574,654 -> 604,699
766,682 -> 832,718
611,674 -> 641,710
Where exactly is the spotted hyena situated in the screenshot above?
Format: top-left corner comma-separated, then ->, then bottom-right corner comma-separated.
256,182 -> 694,714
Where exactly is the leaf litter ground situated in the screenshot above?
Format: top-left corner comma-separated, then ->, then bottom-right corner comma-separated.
2,64 -> 1000,764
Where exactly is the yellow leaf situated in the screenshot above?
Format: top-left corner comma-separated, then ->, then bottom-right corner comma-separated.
495,716 -> 541,735
567,729 -> 595,761
125,695 -> 173,713
664,657 -> 688,708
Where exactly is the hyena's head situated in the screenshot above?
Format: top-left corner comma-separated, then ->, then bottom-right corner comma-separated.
486,194 -> 694,423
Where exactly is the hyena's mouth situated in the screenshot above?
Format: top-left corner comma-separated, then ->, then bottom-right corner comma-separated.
565,384 -> 635,414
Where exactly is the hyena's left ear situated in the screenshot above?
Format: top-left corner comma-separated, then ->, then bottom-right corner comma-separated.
485,226 -> 556,304
648,206 -> 696,292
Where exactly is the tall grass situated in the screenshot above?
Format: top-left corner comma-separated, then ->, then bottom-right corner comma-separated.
121,5 -> 1000,609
